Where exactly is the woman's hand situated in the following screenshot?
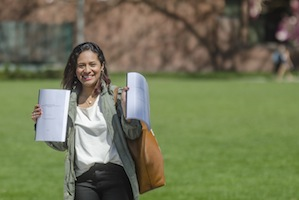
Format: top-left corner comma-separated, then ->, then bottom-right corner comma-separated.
31,104 -> 42,123
121,86 -> 129,120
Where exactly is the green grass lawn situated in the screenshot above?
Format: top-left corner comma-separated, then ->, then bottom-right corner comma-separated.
0,74 -> 299,200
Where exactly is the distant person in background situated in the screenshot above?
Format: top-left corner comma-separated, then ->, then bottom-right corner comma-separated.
31,42 -> 142,200
272,44 -> 295,81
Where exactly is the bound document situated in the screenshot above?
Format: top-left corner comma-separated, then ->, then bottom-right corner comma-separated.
35,89 -> 70,142
126,72 -> 151,130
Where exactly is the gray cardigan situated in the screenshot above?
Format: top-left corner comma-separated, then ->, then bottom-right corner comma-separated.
46,83 -> 142,200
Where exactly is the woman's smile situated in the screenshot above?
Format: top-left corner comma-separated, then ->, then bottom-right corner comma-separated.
82,75 -> 94,81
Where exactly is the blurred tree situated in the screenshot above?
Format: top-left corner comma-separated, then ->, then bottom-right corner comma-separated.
275,0 -> 299,46
76,0 -> 85,44
0,0 -> 38,20
86,0 -> 282,72
131,0 -> 225,70
2,0 -> 295,72
86,0 -> 227,71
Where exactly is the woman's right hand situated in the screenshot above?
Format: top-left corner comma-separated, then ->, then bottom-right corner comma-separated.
31,104 -> 42,123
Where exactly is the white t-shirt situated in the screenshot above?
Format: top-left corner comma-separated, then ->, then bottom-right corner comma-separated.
74,95 -> 122,177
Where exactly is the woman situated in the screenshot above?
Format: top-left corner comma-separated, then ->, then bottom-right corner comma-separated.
31,42 -> 142,200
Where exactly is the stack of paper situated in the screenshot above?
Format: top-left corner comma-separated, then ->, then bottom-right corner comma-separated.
126,72 -> 151,130
35,89 -> 70,142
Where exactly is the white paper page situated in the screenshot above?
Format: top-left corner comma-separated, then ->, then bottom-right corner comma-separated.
126,72 -> 151,130
35,89 -> 70,142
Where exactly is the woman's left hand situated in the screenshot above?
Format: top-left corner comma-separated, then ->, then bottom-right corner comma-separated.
121,86 -> 129,118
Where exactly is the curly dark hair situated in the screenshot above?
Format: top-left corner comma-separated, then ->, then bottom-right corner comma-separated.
61,42 -> 111,94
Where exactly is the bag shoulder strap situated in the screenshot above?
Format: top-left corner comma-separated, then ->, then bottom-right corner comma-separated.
113,87 -> 119,105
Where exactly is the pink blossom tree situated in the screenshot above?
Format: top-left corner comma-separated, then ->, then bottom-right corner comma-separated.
274,0 -> 299,46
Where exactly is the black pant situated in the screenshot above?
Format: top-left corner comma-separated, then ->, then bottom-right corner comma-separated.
75,163 -> 133,200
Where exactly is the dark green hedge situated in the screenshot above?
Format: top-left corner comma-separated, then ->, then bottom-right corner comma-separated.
0,65 -> 63,80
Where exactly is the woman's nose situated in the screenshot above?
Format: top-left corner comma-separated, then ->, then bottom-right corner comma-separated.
83,66 -> 91,73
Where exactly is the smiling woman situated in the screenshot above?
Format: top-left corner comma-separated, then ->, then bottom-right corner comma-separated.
30,42 -> 143,200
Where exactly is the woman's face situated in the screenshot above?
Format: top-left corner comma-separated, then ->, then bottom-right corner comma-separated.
75,50 -> 103,89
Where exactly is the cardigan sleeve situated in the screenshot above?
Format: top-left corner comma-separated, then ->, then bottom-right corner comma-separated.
45,141 -> 67,151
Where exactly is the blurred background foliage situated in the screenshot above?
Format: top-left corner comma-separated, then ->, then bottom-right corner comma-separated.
0,0 -> 299,78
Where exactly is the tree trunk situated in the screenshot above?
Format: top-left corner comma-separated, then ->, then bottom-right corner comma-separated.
240,0 -> 249,45
76,0 -> 85,45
